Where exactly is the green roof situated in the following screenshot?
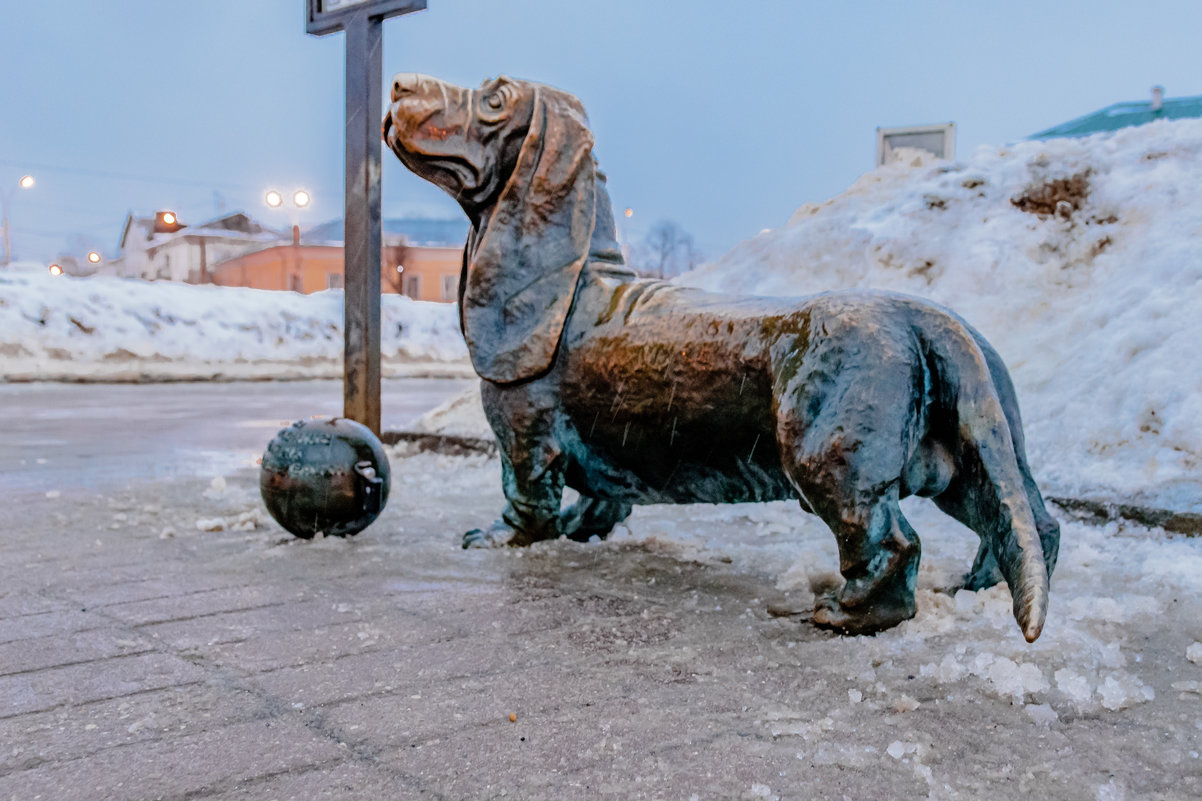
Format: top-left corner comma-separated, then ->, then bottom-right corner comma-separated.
1030,94 -> 1202,139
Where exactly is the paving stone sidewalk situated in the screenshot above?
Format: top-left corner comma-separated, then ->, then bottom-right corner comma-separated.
1,455 -> 1199,801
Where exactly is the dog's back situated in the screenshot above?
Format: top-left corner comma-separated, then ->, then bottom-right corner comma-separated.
556,274 -> 943,505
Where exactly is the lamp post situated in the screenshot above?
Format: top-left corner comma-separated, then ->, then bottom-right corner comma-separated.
1,175 -> 35,266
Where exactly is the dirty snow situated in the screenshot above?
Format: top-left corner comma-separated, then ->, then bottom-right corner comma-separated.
0,268 -> 469,381
682,120 -> 1202,516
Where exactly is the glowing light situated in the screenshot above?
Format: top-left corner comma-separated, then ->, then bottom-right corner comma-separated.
292,189 -> 311,208
87,251 -> 101,264
161,211 -> 177,226
265,190 -> 283,208
395,264 -> 404,273
48,264 -> 63,276
18,175 -> 35,189
624,208 -> 633,218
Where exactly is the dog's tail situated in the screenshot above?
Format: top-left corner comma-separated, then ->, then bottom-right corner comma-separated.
938,320 -> 1049,642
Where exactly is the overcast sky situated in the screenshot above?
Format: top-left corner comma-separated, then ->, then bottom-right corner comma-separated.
3,0 -> 1201,264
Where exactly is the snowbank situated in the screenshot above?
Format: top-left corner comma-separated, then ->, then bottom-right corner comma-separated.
0,270 -> 469,381
682,120 -> 1202,515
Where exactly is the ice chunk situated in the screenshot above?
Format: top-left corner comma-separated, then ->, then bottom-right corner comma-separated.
1025,703 -> 1059,727
1055,668 -> 1094,707
969,654 -> 1047,701
1096,777 -> 1127,801
920,653 -> 966,683
1097,641 -> 1127,669
1187,642 -> 1202,665
1097,673 -> 1155,711
891,695 -> 920,713
953,588 -> 980,616
887,740 -> 907,759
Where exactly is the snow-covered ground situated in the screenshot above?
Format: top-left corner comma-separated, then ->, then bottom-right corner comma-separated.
0,268 -> 469,381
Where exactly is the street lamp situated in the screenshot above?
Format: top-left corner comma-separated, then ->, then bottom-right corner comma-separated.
2,174 -> 36,266
48,263 -> 63,276
87,251 -> 102,265
264,188 -> 311,210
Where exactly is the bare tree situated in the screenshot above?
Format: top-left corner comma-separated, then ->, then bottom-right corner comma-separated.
630,219 -> 701,279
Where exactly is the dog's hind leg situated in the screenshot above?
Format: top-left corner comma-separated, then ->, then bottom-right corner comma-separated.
559,496 -> 633,542
932,483 -> 1005,591
932,451 -> 1060,592
935,337 -> 1060,591
777,354 -> 924,634
804,484 -> 922,635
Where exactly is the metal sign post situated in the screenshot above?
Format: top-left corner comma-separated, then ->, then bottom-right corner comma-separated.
306,0 -> 427,435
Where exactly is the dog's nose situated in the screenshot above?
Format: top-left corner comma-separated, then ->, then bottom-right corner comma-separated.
390,72 -> 427,103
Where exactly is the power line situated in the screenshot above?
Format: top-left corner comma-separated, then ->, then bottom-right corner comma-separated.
0,157 -> 263,193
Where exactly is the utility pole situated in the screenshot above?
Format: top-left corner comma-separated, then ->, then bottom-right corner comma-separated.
305,0 -> 427,435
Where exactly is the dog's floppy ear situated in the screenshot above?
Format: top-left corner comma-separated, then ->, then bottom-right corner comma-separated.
460,85 -> 596,384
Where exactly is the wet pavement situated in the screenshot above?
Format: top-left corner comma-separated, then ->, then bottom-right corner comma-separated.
1,383 -> 1201,800
0,378 -> 472,493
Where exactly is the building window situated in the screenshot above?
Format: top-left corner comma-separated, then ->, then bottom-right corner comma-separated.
327,273 -> 343,290
403,274 -> 421,299
289,274 -> 303,293
441,274 -> 458,301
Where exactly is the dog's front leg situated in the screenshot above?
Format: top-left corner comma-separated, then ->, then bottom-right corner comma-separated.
463,382 -> 565,548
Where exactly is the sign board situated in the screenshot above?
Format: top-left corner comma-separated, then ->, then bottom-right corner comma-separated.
876,123 -> 956,167
306,0 -> 425,36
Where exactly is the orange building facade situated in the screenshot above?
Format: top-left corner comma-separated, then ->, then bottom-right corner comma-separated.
210,237 -> 463,302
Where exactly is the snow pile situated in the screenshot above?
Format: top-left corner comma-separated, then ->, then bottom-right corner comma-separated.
410,382 -> 492,439
682,119 -> 1202,515
0,270 -> 469,381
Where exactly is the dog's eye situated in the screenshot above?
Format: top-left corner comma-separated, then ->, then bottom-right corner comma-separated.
484,93 -> 504,111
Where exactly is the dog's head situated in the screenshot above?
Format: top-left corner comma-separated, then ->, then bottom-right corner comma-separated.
383,74 -> 539,218
384,74 -> 624,384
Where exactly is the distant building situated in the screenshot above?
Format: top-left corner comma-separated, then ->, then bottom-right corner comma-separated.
106,211 -> 281,282
209,226 -> 463,302
1031,86 -> 1202,139
104,211 -> 466,302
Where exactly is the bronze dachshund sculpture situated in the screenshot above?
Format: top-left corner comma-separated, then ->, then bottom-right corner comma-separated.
383,74 -> 1059,641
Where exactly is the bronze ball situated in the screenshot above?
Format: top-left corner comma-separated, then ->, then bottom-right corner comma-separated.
260,418 -> 391,538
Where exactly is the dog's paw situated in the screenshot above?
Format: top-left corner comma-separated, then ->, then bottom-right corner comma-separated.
960,566 -> 1005,592
462,527 -> 512,548
811,593 -> 915,636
